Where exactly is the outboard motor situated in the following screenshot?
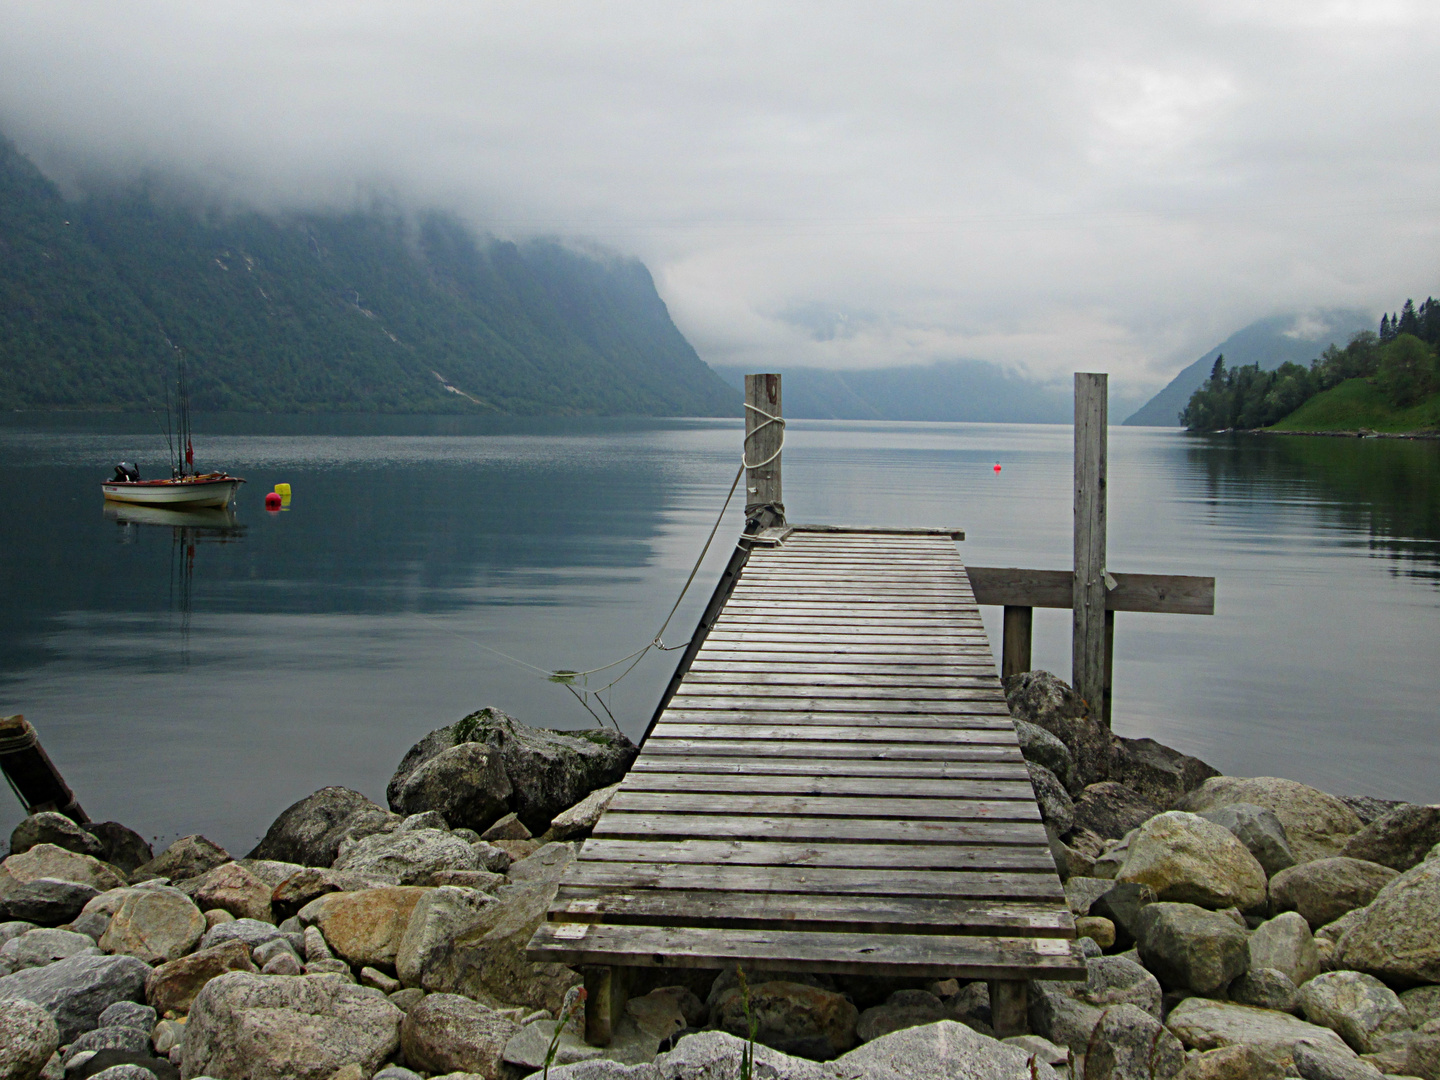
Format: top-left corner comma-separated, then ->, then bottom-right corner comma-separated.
112,462 -> 140,483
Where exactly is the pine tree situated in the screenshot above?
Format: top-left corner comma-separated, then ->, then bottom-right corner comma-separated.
1398,298 -> 1419,336
1380,313 -> 1392,341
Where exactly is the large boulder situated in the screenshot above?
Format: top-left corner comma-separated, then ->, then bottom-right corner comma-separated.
183,971 -> 403,1080
146,938 -> 257,1015
0,952 -> 150,1042
1090,881 -> 1157,949
1164,998 -> 1355,1070
1176,777 -> 1364,863
395,886 -> 494,987
1084,1002 -> 1186,1080
1108,736 -> 1220,807
299,886 -> 429,968
3,877 -> 100,926
79,822 -> 153,874
1028,956 -> 1161,1052
1,844 -> 125,893
1199,803 -> 1297,878
246,786 -> 392,868
1229,967 -> 1300,1014
269,867 -> 379,921
1410,1019 -> 1440,1080
712,979 -> 858,1059
1071,783 -> 1164,841
1268,858 -> 1397,928
831,1019 -> 1063,1079
1116,811 -> 1267,911
388,708 -> 638,834
1135,902 -> 1249,994
189,862 -> 274,923
331,828 -> 482,885
9,812 -> 104,859
400,992 -> 519,1076
415,842 -> 582,1012
1026,763 -> 1074,834
1296,970 -> 1410,1054
1334,856 -> 1440,984
132,835 -> 230,883
0,927 -> 100,971
1248,911 -> 1322,987
1002,671 -> 1109,787
98,887 -> 206,964
1013,720 -> 1076,793
1341,804 -> 1440,872
0,996 -> 60,1080
856,990 -> 947,1043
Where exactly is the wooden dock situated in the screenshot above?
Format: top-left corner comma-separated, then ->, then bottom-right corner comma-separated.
528,525 -> 1087,1042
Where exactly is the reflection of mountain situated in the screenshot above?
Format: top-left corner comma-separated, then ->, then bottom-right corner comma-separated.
1187,433 -> 1440,583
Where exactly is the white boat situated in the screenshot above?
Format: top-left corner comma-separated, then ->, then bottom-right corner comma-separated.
102,473 -> 244,508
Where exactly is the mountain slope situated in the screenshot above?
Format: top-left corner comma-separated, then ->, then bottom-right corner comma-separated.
1124,311 -> 1373,427
0,135 -> 736,415
710,360 -> 1073,422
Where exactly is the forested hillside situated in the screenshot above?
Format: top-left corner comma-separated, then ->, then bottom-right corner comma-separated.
0,135 -> 736,415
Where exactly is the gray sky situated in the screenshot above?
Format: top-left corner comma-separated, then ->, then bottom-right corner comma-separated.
2,1 -> 1437,399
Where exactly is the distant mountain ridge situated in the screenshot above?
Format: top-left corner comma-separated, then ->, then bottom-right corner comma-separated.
1124,311 -> 1373,427
710,360 -> 1073,423
0,134 -> 737,415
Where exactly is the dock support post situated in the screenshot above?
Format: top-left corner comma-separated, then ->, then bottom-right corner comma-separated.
1072,373 -> 1108,725
744,373 -> 785,530
582,965 -> 628,1046
990,980 -> 1029,1036
1001,605 -> 1033,679
0,715 -> 88,823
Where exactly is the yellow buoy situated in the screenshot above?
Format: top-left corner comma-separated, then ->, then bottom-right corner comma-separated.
274,483 -> 291,496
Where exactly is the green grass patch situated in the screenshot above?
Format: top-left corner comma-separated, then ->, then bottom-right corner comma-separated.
1270,378 -> 1440,434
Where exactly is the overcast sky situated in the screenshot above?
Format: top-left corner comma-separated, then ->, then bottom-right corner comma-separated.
2,2 -> 1437,399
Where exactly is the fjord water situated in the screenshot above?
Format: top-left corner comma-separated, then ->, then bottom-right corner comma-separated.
1,415 -> 1437,853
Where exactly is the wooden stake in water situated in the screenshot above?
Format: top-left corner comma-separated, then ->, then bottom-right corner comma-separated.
744,373 -> 784,529
1073,373 -> 1108,724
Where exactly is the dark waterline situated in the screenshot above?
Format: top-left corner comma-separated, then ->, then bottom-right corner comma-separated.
1,416 -> 1436,853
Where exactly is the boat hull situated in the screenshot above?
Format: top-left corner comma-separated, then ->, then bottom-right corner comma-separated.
102,476 -> 244,509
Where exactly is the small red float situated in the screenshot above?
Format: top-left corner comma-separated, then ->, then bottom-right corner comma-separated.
264,492 -> 282,510
993,462 -> 1002,474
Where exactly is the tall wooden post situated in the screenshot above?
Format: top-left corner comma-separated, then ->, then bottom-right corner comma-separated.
1073,373 -> 1108,724
744,374 -> 785,530
1001,606 -> 1033,680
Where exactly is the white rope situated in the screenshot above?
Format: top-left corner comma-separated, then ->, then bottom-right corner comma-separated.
742,401 -> 786,469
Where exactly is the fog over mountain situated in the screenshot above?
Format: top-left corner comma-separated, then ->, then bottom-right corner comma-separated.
1,3 -> 1436,401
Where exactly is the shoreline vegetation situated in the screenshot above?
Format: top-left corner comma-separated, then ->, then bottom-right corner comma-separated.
1181,298 -> 1440,438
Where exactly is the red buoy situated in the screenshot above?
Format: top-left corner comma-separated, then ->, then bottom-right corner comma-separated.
993,462 -> 1002,474
264,492 -> 282,510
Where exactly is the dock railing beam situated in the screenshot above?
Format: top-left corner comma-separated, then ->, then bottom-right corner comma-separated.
1073,372 -> 1109,725
744,373 -> 785,530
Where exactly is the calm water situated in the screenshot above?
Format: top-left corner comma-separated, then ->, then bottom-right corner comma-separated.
1,415 -> 1437,854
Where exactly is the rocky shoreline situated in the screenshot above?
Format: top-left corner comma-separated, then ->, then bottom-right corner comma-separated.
1,685 -> 1437,1080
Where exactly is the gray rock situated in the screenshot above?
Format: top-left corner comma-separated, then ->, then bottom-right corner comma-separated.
374,1069 -> 424,1080
1084,1002 -> 1186,1080
395,886 -> 494,988
98,1001 -> 156,1030
234,859 -> 305,889
834,1019 -> 1063,1079
1003,670 -> 1110,788
5,878 -> 101,926
0,996 -> 59,1080
1090,881 -> 1157,949
1175,777 -> 1365,863
1063,876 -> 1114,916
1401,985 -> 1440,1028
1314,906 -> 1369,944
145,939 -> 257,1015
63,1025 -> 151,1065
1109,736 -> 1221,808
1248,911 -> 1322,987
0,927 -> 101,971
856,991 -> 947,1042
79,823 -> 153,875
1026,762 -> 1074,834
131,837 -> 230,884
331,828 -> 481,885
260,950 -> 303,976
300,887 -> 428,969
183,971 -> 404,1080
84,1066 -> 162,1080
399,811 -> 451,832
1,845 -> 125,894
70,910 -> 111,942
1117,811 -> 1268,911
0,919 -> 38,944
1045,825 -> 1096,882
1134,902 -> 1250,994
253,936 -> 301,968
548,783 -> 621,841
388,708 -> 639,835
303,924 -> 332,962
1164,997 -> 1356,1069
1292,1037 -> 1387,1080
245,786 -> 391,868
187,862 -> 273,923
1028,956 -> 1161,1053
1230,967 -> 1300,1013
359,966 -> 400,993
400,991 -> 520,1076
1341,804 -> 1440,872
1199,802 -> 1298,877
99,888 -> 206,964
947,979 -> 992,1028
10,813 -> 105,860
1081,955 -> 1164,1016
1000,1034 -> 1067,1065
504,1019 -> 605,1069
389,986 -> 425,1012
712,979 -> 858,1059
1269,858 -> 1398,928
480,812 -> 532,842
1297,970 -> 1411,1054
1334,857 -> 1440,984
1409,1019 -> 1440,1080
1338,796 -> 1406,827
1013,720 -> 1076,792
1071,783 -> 1164,841
0,952 -> 151,1042
198,916 -> 284,952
